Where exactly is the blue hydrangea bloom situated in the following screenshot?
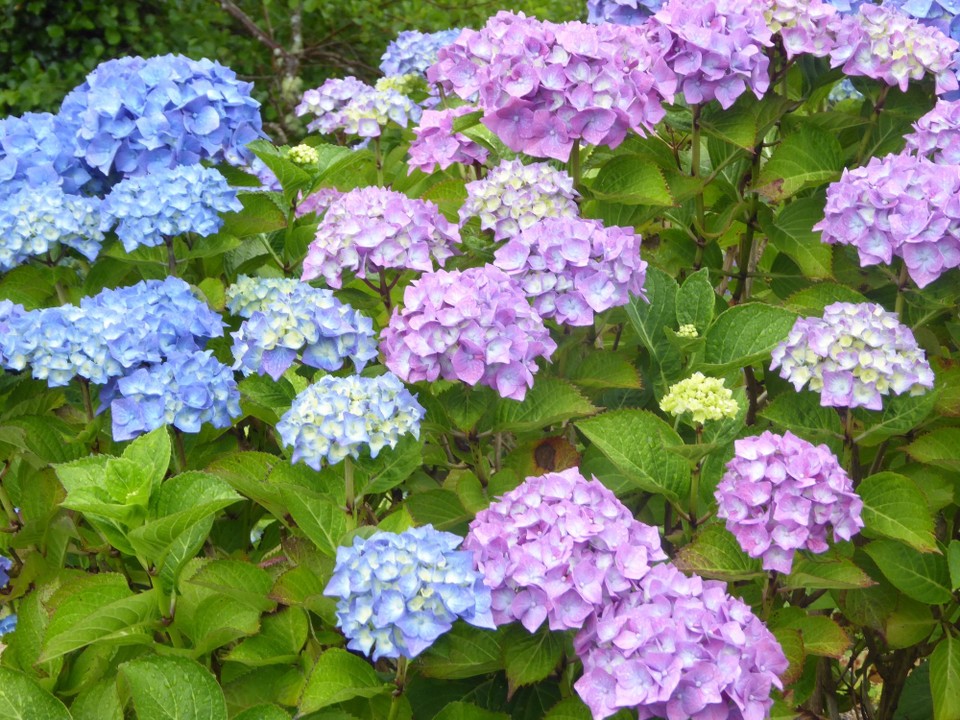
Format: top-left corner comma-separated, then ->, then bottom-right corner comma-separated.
587,0 -> 663,25
324,525 -> 495,661
230,281 -> 377,380
0,112 -> 91,194
226,276 -> 303,318
0,555 -> 11,588
277,374 -> 424,469
100,350 -> 241,441
100,165 -> 241,253
0,184 -> 104,271
0,615 -> 17,638
0,300 -> 25,367
60,54 -> 264,177
380,29 -> 463,76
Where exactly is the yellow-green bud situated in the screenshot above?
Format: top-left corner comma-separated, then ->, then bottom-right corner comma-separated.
677,324 -> 699,339
289,144 -> 319,165
660,372 -> 739,424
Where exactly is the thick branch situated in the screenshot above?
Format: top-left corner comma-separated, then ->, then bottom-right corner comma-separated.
218,0 -> 284,54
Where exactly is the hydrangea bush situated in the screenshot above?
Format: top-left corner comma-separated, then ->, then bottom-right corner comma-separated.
1,2 -> 959,719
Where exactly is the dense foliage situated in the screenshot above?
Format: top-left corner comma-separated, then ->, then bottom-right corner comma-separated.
2,1 -> 960,719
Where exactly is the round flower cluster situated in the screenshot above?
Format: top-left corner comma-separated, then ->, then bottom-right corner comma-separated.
0,184 -> 104,271
829,4 -> 959,93
770,302 -> 935,410
460,159 -> 578,240
649,0 -> 773,109
660,372 -> 739,424
408,106 -> 489,174
493,217 -> 648,326
814,153 -> 960,288
429,12 -> 676,160
588,0 -> 662,26
0,112 -> 90,194
0,277 -> 223,387
295,77 -> 421,138
716,431 -> 864,574
288,144 -> 319,165
381,265 -> 557,401
295,187 -> 342,220
231,283 -> 377,380
276,373 -> 425,469
677,323 -> 699,338
573,562 -> 788,720
764,0 -> 840,58
226,276 -> 303,318
100,350 -> 241,441
464,468 -> 666,632
60,54 -> 263,176
324,525 -> 494,661
301,187 -> 460,288
380,29 -> 463,77
905,99 -> 960,164
100,165 -> 241,253
884,0 -> 960,35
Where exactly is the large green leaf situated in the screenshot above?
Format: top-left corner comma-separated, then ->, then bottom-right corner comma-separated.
930,634 -> 960,720
354,434 -> 423,497
226,608 -> 309,667
279,485 -> 351,557
492,378 -> 597,434
906,428 -> 960,472
406,489 -> 473,531
71,679 -> 124,720
577,410 -> 690,503
119,655 -> 228,720
420,624 -> 504,680
773,611 -> 850,658
764,197 -> 833,280
782,553 -> 875,591
759,392 -> 844,445
858,472 -> 938,553
854,391 -> 938,447
700,93 -> 795,150
564,350 -> 642,390
590,156 -> 674,206
121,427 -> 172,494
0,668 -> 72,720
863,540 -> 953,605
299,648 -> 389,714
756,126 -> 844,200
624,267 -> 683,394
502,625 -> 564,693
675,268 -> 715,331
702,303 -> 798,371
675,524 -> 764,581
434,703 -> 511,720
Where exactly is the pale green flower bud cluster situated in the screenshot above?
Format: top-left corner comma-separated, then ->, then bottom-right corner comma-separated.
676,323 -> 699,339
288,144 -> 320,165
661,372 -> 738,424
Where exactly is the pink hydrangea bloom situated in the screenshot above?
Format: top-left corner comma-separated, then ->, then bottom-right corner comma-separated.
408,106 -> 489,173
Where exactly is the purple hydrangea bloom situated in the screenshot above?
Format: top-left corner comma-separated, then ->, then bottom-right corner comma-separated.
824,0 -> 866,11
493,216 -> 648,326
0,184 -> 103,271
301,187 -> 460,288
460,159 -> 579,240
716,431 -> 864,574
765,0 -> 841,57
99,165 -> 242,253
770,302 -> 935,410
380,29 -> 463,76
230,281 -> 377,380
573,563 -> 788,720
829,4 -> 959,93
60,54 -> 264,177
295,187 -> 342,219
408,106 -> 489,174
295,77 -> 421,138
905,99 -> 960,163
381,265 -> 557,401
588,0 -> 663,26
0,112 -> 90,194
650,0 -> 774,109
429,12 -> 676,160
101,349 -> 241,441
324,525 -> 494,661
276,373 -> 424,469
464,468 -> 666,632
815,153 -> 960,288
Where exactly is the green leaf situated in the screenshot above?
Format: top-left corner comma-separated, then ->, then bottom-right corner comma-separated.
885,599 -> 937,650
543,698 -> 593,720
221,192 -> 288,237
590,156 -> 674,206
71,679 -> 124,720
226,608 -> 309,667
702,303 -> 798,371
854,391 -> 938,447
354,434 -> 422,497
206,451 -> 285,517
434,702 -> 511,720
759,392 -> 843,444
765,198 -> 833,280
675,524 -> 764,581
782,553 -> 875,591
564,350 -> 641,390
906,428 -> 960,472
299,648 -> 389,714
406,489 -> 472,531
122,427 -> 171,493
279,485 -> 351,557
930,634 -> 960,720
502,625 -> 564,693
576,410 -> 690,503
234,706 -> 291,720
948,541 -> 960,592
700,92 -> 794,150
186,559 -> 276,613
858,472 -> 938,553
119,655 -> 228,720
421,624 -> 504,679
756,126 -> 844,201
0,668 -> 72,720
784,283 -> 868,315
676,268 -> 715,331
492,378 -> 597,434
774,613 -> 850,658
624,267 -> 682,393
863,540 -> 953,605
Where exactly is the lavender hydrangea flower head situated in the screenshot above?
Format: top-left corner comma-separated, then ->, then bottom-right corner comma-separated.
101,350 -> 241,441
815,153 -> 960,288
301,187 -> 460,288
716,430 -> 863,574
460,159 -> 578,240
295,77 -> 370,134
650,0 -> 774,108
493,217 -> 648,326
231,282 -> 377,380
573,562 -> 788,720
905,99 -> 960,163
381,265 -> 557,401
100,165 -> 242,253
380,29 -> 463,77
0,184 -> 103,271
661,372 -> 739,425
463,468 -> 666,632
277,373 -> 424,469
295,188 -> 342,220
324,525 -> 494,661
829,4 -> 959,93
765,0 -> 841,57
408,106 -> 489,174
588,0 -> 663,26
295,77 -> 421,137
60,54 -> 264,176
429,12 -> 677,160
0,112 -> 90,194
770,302 -> 935,410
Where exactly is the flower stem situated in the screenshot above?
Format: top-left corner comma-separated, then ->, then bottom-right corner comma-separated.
691,104 -> 706,270
894,261 -> 909,319
174,429 -> 188,473
344,456 -> 355,517
568,138 -> 581,191
855,85 -> 890,166
689,424 -> 703,530
0,462 -> 20,530
761,571 -> 779,620
165,236 -> 178,276
374,137 -> 384,187
387,657 -> 409,720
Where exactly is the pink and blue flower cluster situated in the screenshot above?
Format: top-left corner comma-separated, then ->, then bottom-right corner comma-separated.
905,99 -> 960,164
408,106 -> 489,174
296,77 -> 421,138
